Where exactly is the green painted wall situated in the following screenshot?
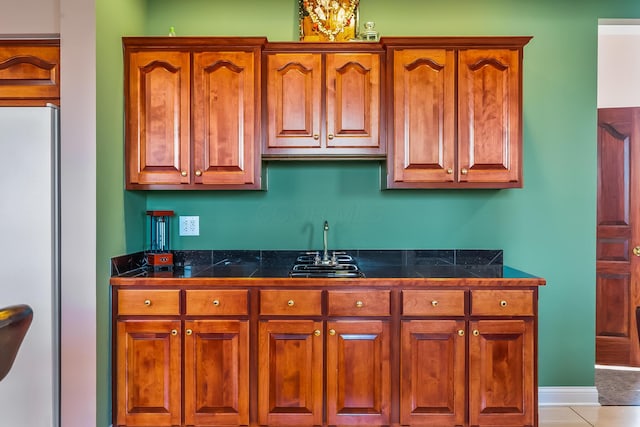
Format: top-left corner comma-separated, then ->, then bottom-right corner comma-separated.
96,0 -> 640,425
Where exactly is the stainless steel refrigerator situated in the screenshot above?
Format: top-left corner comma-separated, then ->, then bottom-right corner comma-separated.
0,105 -> 60,426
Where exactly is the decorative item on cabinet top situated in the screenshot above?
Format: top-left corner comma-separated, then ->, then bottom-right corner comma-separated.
299,0 -> 360,41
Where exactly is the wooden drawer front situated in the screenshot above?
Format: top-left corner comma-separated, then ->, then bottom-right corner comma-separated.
471,290 -> 534,316
185,289 -> 248,316
328,290 -> 390,316
260,290 -> 322,316
117,289 -> 180,315
402,290 -> 465,316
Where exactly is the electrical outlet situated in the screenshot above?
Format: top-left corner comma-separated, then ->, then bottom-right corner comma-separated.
179,216 -> 199,236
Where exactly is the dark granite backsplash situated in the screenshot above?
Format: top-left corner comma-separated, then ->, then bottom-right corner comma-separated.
111,249 -> 509,279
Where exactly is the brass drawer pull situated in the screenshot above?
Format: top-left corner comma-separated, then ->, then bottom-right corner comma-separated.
355,300 -> 364,308
457,329 -> 465,336
287,300 -> 295,307
171,329 -> 178,336
431,300 -> 439,307
185,329 -> 192,335
212,299 -> 220,306
144,299 -> 151,306
314,329 -> 321,337
329,329 -> 336,336
500,300 -> 508,308
473,329 -> 479,336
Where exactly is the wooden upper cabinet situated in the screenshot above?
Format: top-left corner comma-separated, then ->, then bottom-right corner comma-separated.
264,44 -> 384,158
390,48 -> 456,184
193,51 -> 260,186
123,37 -> 265,190
0,40 -> 60,104
126,50 -> 191,187
458,48 -> 521,185
384,37 -> 531,189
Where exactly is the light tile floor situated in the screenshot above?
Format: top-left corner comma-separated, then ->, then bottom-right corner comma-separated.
540,405 -> 640,426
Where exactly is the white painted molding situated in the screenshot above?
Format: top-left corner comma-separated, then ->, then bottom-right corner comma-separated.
539,387 -> 600,406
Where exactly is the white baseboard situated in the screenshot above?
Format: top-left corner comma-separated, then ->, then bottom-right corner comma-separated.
539,386 -> 600,406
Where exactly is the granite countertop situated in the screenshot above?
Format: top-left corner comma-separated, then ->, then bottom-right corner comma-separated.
111,249 -> 542,281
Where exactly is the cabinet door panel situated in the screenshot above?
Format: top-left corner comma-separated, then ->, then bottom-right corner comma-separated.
400,320 -> 465,426
469,319 -> 534,427
326,320 -> 390,426
390,48 -> 455,185
116,320 -> 181,427
326,53 -> 381,150
0,44 -> 60,101
266,53 -> 322,149
458,48 -> 521,184
184,320 -> 249,426
193,51 -> 259,186
126,51 -> 190,186
258,320 -> 323,426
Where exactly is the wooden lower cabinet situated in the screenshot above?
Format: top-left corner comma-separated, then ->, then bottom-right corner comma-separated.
326,320 -> 390,426
113,284 -> 540,427
258,320 -> 324,426
469,319 -> 535,427
116,319 -> 182,427
184,320 -> 249,426
400,320 -> 466,426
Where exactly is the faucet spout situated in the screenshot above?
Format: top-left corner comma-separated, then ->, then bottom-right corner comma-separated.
323,221 -> 329,263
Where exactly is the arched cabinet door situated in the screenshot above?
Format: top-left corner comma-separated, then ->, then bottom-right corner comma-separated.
126,50 -> 191,186
458,48 -> 522,185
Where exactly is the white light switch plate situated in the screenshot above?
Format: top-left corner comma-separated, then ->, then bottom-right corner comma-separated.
179,216 -> 199,236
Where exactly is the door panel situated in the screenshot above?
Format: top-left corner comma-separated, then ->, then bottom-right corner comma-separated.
400,320 -> 465,426
326,320 -> 390,426
184,320 -> 249,426
258,320 -> 323,426
597,107 -> 640,366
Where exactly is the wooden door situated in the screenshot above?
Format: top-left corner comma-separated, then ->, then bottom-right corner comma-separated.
258,320 -> 323,426
468,319 -> 534,427
400,320 -> 465,426
193,50 -> 261,188
116,320 -> 181,427
184,320 -> 249,426
326,320 -> 390,426
265,53 -> 322,151
388,48 -> 456,187
596,107 -> 640,366
325,53 -> 382,152
126,50 -> 190,187
458,48 -> 522,186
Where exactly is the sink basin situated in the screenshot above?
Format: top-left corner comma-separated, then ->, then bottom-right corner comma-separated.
288,252 -> 365,278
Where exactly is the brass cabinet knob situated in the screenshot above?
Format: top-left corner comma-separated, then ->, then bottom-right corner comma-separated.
431,300 -> 439,307
181,170 -> 187,177
313,134 -> 320,140
500,300 -> 508,307
329,329 -> 336,336
212,299 -> 220,306
473,329 -> 479,336
461,168 -> 469,175
328,134 -> 335,140
287,300 -> 295,307
186,329 -> 192,335
195,170 -> 202,177
633,246 -> 640,257
457,329 -> 465,336
446,168 -> 453,174
144,299 -> 151,306
314,329 -> 321,337
171,329 -> 178,336
355,300 -> 364,308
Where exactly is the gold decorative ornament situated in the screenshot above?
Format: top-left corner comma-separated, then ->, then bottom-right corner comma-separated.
299,0 -> 360,42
